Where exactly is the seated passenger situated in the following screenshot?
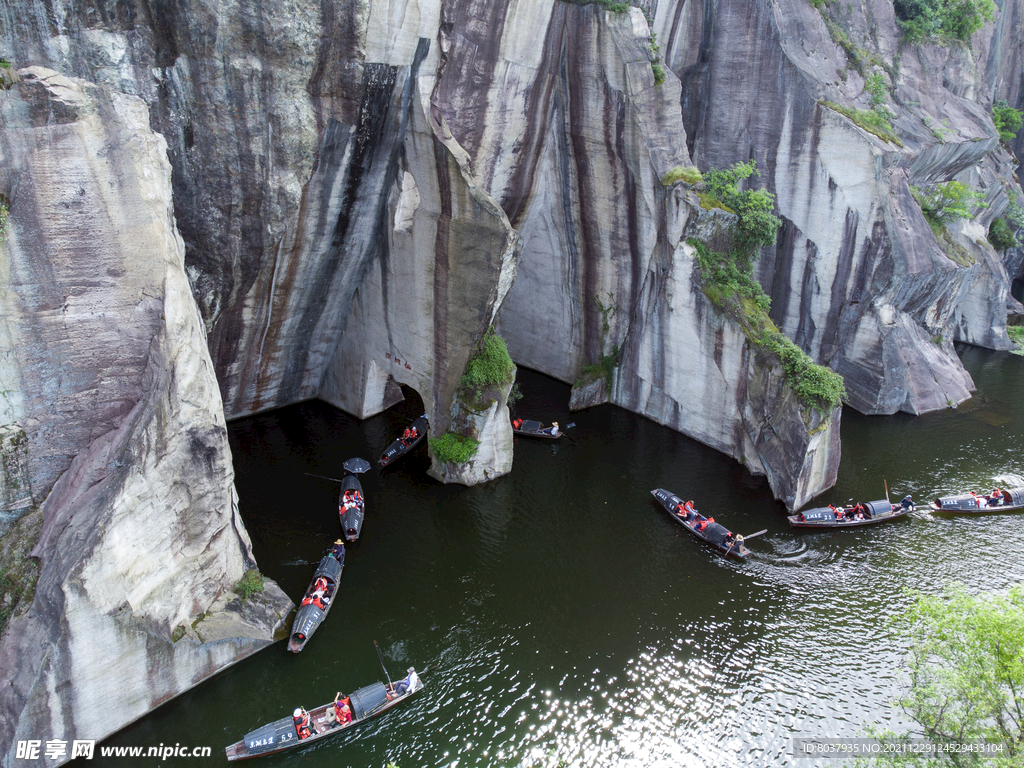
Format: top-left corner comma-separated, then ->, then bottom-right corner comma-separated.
393,669 -> 421,696
990,488 -> 1003,505
293,707 -> 316,739
900,494 -> 915,511
970,492 -> 986,508
513,419 -> 523,430
403,428 -> 411,440
333,693 -> 353,724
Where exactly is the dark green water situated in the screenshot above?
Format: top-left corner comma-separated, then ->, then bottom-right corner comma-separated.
101,346 -> 1024,767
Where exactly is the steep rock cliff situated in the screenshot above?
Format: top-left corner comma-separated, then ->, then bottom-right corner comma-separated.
667,0 -> 1022,414
0,69 -> 290,767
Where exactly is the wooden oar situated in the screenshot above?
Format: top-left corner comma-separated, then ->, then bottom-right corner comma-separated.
724,529 -> 767,555
306,472 -> 344,483
374,640 -> 394,690
740,529 -> 768,540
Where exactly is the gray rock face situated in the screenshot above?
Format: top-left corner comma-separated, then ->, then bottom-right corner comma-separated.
2,0 -> 1023,757
668,0 -> 1021,414
0,70 -> 290,767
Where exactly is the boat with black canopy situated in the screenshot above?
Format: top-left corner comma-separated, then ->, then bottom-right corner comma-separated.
787,498 -> 909,528
650,489 -> 764,560
225,651 -> 423,760
338,458 -> 371,542
287,542 -> 345,653
379,415 -> 428,468
930,486 -> 1024,514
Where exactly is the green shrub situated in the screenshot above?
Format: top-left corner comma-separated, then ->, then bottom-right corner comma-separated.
430,432 -> 480,464
911,180 -> 987,224
993,100 -> 1023,143
1008,325 -> 1024,355
461,326 -> 515,391
865,73 -> 888,110
651,62 -> 666,85
560,0 -> 630,10
234,570 -> 265,602
821,101 -> 902,145
894,0 -> 996,43
578,345 -> 620,391
988,217 -> 1019,251
703,161 -> 782,259
689,239 -> 845,412
661,166 -> 703,186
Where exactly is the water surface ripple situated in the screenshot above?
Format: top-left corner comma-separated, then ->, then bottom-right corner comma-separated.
99,346 -> 1024,767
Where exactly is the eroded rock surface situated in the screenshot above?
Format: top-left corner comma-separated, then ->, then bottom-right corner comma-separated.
668,0 -> 1022,414
0,70 -> 290,767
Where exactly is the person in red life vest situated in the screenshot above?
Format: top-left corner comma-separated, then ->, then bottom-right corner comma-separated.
293,707 -> 316,739
970,491 -> 987,508
830,504 -> 845,520
333,693 -> 353,725
695,517 -> 708,533
512,419 -> 523,430
990,488 -> 1003,505
409,426 -> 418,439
403,428 -> 411,440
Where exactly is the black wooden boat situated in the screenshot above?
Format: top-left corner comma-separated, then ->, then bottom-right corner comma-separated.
511,419 -> 562,439
787,498 -> 909,528
287,543 -> 345,653
930,486 -> 1024,514
225,666 -> 423,760
339,458 -> 371,542
651,489 -> 752,559
379,415 -> 428,468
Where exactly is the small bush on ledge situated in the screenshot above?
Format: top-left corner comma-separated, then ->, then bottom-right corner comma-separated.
993,100 -> 1023,144
430,432 -> 480,465
662,166 -> 703,186
689,239 -> 846,412
988,218 -> 1019,251
461,326 -> 515,391
820,101 -> 902,146
234,570 -> 265,602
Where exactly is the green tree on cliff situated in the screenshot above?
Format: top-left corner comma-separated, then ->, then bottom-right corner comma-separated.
894,0 -> 996,44
703,160 -> 782,264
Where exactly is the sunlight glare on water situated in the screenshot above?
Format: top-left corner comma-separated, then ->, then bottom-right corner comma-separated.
97,345 -> 1024,768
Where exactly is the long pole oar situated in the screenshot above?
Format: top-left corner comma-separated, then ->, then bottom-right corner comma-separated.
725,529 -> 767,555
306,472 -> 344,483
374,640 -> 394,690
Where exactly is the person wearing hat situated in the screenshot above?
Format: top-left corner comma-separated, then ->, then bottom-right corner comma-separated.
330,539 -> 345,561
544,421 -> 560,436
293,706 -> 316,739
